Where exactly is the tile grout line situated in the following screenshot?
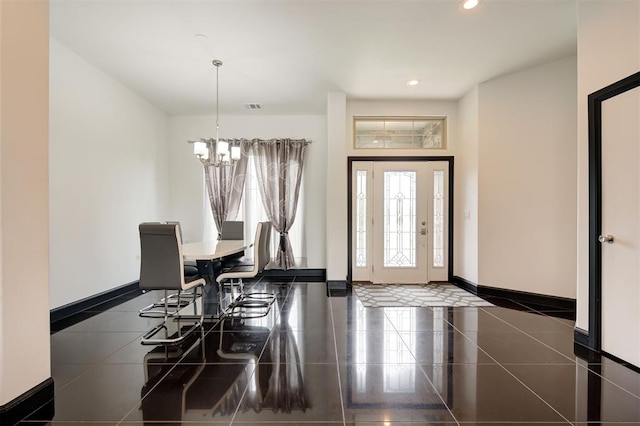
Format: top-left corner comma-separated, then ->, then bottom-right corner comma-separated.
479,307 -> 577,362
378,305 -> 461,426
509,298 -> 576,326
115,280 -> 239,425
228,276 -> 284,425
328,288 -> 347,426
115,329 -> 210,426
445,319 -> 573,425
479,307 -> 640,401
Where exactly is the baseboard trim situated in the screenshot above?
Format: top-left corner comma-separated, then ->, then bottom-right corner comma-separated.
327,280 -> 347,289
451,276 -> 478,294
0,377 -> 54,425
574,327 -> 589,347
262,268 -> 326,281
326,280 -> 348,296
50,281 -> 140,323
51,269 -> 327,327
451,276 -> 576,311
601,351 -> 640,374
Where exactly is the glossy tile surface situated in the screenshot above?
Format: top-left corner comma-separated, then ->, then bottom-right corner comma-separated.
21,281 -> 640,425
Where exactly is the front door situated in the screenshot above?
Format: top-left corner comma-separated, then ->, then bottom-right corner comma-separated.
600,84 -> 640,367
352,161 -> 449,284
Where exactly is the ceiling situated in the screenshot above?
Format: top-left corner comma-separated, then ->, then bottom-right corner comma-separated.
50,0 -> 577,115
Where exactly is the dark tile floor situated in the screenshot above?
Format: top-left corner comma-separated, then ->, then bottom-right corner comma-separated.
20,281 -> 640,425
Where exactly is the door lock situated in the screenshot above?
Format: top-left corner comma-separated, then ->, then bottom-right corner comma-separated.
598,234 -> 614,244
420,228 -> 427,235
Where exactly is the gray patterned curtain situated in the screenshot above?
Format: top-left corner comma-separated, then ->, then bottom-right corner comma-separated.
251,138 -> 309,269
204,139 -> 249,239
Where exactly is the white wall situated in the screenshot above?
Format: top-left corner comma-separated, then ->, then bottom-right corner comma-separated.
0,0 -> 51,405
477,56 -> 577,299
326,92 -> 348,281
167,114 -> 327,268
576,1 -> 640,331
49,39 -> 169,309
455,87 -> 479,283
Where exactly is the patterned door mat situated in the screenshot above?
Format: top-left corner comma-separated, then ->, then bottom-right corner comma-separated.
353,283 -> 494,308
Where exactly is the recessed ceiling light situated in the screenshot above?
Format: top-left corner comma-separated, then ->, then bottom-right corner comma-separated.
462,0 -> 479,10
406,79 -> 420,86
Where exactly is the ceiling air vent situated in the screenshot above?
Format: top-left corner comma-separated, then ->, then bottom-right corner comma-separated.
244,103 -> 262,110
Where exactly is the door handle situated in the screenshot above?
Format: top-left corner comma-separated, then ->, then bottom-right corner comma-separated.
598,234 -> 614,244
420,228 -> 427,235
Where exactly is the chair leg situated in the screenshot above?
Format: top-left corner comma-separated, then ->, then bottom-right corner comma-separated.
140,289 -> 186,318
220,279 -> 274,320
161,291 -> 194,306
141,286 -> 204,346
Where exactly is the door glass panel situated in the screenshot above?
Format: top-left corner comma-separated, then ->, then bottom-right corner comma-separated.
356,170 -> 367,267
433,170 -> 444,268
383,171 -> 416,267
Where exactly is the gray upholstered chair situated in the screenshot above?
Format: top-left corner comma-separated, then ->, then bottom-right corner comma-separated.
219,220 -> 246,268
220,220 -> 244,240
166,221 -> 199,274
138,223 -> 206,345
216,221 -> 275,318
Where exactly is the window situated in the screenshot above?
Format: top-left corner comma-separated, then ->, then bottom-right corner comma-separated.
354,117 -> 446,149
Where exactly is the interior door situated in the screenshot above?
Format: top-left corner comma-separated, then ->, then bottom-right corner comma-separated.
351,161 -> 449,284
600,85 -> 640,367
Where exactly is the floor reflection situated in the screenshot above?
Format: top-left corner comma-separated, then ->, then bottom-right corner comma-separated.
346,301 -> 453,410
36,282 -> 640,424
138,283 -> 311,423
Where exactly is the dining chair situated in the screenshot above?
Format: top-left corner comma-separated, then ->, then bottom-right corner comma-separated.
220,221 -> 244,240
166,221 -> 199,274
138,221 -> 200,311
219,220 -> 246,269
216,221 -> 275,318
138,223 -> 206,345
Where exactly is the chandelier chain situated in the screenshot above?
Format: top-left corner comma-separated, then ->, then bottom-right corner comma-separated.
213,59 -> 222,142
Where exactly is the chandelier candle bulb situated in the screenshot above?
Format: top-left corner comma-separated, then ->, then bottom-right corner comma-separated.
231,146 -> 241,161
217,141 -> 229,156
194,141 -> 208,157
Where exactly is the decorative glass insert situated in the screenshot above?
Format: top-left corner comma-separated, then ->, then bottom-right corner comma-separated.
356,171 -> 367,267
355,117 -> 446,149
433,170 -> 444,268
383,171 -> 416,268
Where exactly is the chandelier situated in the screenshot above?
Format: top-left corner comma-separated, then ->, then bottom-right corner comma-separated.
188,59 -> 240,166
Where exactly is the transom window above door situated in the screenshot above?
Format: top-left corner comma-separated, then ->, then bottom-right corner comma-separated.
354,116 -> 446,149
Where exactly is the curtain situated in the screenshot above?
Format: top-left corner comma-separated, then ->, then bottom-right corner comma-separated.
240,157 -> 304,264
251,139 -> 309,269
204,139 -> 249,238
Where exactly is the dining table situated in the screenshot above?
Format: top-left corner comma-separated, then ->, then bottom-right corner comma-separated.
182,239 -> 250,262
181,239 -> 251,319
